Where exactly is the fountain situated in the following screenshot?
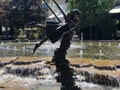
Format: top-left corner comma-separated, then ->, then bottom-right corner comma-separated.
18,40 -> 21,44
1,41 -> 4,46
23,47 -> 26,51
108,42 -> 111,47
1,41 -> 120,90
1,1 -> 120,90
7,45 -> 10,49
98,42 -> 102,47
96,50 -> 104,59
13,46 -> 17,50
1,40 -> 120,59
117,43 -> 120,48
79,50 -> 83,57
89,42 -> 93,47
79,32 -> 86,49
79,50 -> 87,58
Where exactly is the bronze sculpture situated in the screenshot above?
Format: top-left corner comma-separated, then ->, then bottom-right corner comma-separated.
33,0 -> 82,90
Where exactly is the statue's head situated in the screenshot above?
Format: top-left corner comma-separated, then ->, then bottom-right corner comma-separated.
68,9 -> 82,23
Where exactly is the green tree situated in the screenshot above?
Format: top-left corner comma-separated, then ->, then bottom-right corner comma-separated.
9,0 -> 44,28
0,1 -> 14,39
0,0 -> 45,39
68,0 -> 116,40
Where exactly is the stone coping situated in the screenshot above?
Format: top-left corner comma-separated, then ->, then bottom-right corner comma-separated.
15,57 -> 52,62
0,80 -> 29,90
0,57 -> 18,62
1,57 -> 120,66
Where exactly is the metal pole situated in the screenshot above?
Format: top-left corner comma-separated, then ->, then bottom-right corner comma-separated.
52,0 -> 75,25
43,0 -> 61,22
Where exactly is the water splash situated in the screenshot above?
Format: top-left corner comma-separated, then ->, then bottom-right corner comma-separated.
117,43 -> 120,48
13,46 -> 17,50
89,42 -> 93,47
1,41 -> 4,46
7,45 -> 10,49
99,42 -> 102,47
108,42 -> 111,47
95,50 -> 104,59
79,50 -> 83,58
23,47 -> 26,51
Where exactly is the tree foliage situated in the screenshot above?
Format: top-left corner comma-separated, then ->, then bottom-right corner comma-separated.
9,0 -> 44,28
68,0 -> 116,39
0,0 -> 45,39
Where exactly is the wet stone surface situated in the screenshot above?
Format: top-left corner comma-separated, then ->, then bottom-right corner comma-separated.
1,57 -> 120,90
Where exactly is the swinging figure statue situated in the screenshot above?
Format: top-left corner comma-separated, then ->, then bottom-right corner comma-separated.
33,0 -> 82,88
50,9 -> 82,90
34,9 -> 82,90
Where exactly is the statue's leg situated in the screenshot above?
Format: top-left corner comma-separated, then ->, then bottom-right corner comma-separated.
52,33 -> 73,64
52,33 -> 81,90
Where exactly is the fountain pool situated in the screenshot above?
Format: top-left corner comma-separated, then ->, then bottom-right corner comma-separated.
1,40 -> 120,60
1,40 -> 120,90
